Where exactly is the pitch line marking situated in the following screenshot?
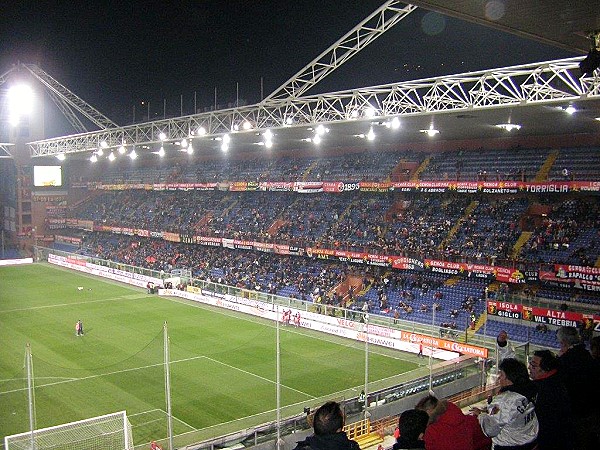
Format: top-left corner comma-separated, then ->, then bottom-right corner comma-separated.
201,354 -> 315,399
157,408 -> 197,431
0,354 -> 313,401
0,294 -> 145,314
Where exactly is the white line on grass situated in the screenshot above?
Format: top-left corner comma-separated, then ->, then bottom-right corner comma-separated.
201,354 -> 315,399
129,408 -> 163,417
0,294 -> 145,314
0,354 -> 314,401
157,408 -> 197,431
0,376 -> 77,383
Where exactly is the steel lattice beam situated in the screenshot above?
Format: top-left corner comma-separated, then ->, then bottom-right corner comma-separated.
28,57 -> 599,157
264,1 -> 417,101
22,64 -> 118,130
0,143 -> 14,158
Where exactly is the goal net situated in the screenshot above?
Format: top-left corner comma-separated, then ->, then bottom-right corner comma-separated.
4,410 -> 133,450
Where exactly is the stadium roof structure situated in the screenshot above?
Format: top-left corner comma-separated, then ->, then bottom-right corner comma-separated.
9,0 -> 600,159
409,0 -> 599,54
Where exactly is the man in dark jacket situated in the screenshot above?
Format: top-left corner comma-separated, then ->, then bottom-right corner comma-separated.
293,402 -> 360,450
556,326 -> 600,450
529,350 -> 574,450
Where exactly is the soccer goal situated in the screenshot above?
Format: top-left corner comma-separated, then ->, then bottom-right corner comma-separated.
4,410 -> 134,450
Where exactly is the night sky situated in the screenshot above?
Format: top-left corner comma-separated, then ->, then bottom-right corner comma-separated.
1,0 -> 576,134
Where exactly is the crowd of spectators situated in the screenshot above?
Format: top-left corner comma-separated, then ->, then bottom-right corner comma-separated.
76,146 -> 600,187
520,198 -> 600,266
82,232 -> 352,303
71,184 -> 600,269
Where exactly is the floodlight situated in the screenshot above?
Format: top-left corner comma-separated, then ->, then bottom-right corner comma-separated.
313,134 -> 322,145
129,149 -> 137,160
390,117 -> 401,130
221,142 -> 229,152
496,123 -> 521,132
96,148 -> 104,156
158,146 -> 165,157
7,84 -> 34,126
315,124 -> 326,136
56,153 -> 66,161
8,115 -> 20,127
242,121 -> 252,130
564,105 -> 576,115
159,132 -> 167,141
197,126 -> 207,135
265,139 -> 273,149
100,141 -> 108,149
90,154 -> 98,163
285,117 -> 293,125
108,152 -> 116,161
222,134 -> 231,144
366,127 -> 375,141
187,143 -> 194,155
118,144 -> 126,154
364,107 -> 377,118
181,138 -> 188,148
420,125 -> 440,137
264,129 -> 273,140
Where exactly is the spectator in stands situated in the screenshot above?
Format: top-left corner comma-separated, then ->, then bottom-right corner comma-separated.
528,350 -> 574,450
392,409 -> 428,450
556,326 -> 600,450
471,358 -> 538,450
415,395 -> 491,450
293,401 -> 360,450
495,330 -> 515,364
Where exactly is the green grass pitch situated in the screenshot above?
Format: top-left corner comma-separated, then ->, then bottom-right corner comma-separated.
0,263 -> 420,448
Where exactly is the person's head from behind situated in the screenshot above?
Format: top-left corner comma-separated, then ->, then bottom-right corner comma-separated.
529,350 -> 559,380
414,395 -> 438,419
556,326 -> 580,355
398,409 -> 429,443
313,401 -> 344,436
498,358 -> 529,387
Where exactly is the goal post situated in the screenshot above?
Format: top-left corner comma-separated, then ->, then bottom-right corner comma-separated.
4,410 -> 134,450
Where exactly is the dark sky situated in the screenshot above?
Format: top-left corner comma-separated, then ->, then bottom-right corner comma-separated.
1,0 -> 576,133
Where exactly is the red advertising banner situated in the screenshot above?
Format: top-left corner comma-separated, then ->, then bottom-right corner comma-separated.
488,301 -> 600,328
83,179 -> 600,194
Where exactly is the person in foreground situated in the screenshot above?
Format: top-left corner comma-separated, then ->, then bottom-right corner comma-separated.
415,395 -> 491,450
556,326 -> 600,450
528,350 -> 574,450
471,358 -> 538,450
293,401 -> 360,450
392,409 -> 428,450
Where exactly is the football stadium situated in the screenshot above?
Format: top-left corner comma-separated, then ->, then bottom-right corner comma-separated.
1,2 -> 600,450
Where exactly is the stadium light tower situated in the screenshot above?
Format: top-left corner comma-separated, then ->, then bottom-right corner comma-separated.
7,83 -> 35,127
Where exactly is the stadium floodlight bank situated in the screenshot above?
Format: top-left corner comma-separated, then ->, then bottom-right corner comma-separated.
4,410 -> 133,450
